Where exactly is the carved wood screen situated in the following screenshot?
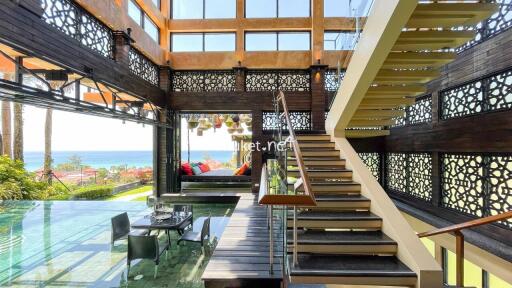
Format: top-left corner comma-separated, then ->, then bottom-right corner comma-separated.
386,153 -> 433,202
246,70 -> 310,92
128,48 -> 160,86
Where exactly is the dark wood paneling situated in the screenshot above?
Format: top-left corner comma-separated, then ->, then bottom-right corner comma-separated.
170,91 -> 312,111
0,1 -> 165,107
386,29 -> 512,153
386,109 -> 512,152
349,137 -> 386,153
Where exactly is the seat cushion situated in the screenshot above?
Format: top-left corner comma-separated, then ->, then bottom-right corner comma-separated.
130,228 -> 149,237
179,231 -> 201,242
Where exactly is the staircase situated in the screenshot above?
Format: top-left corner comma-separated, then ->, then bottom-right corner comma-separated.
285,133 -> 417,287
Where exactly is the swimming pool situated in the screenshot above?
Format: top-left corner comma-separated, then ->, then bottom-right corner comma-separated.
0,200 -> 234,287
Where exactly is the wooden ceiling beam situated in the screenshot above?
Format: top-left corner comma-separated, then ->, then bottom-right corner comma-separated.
367,85 -> 427,95
359,98 -> 415,109
407,3 -> 498,28
393,30 -> 476,51
382,52 -> 456,69
348,119 -> 396,127
374,69 -> 440,84
345,130 -> 391,138
352,109 -> 405,120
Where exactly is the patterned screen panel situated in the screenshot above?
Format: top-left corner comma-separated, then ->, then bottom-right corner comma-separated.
393,96 -> 432,127
128,48 -> 159,86
441,81 -> 484,119
262,111 -> 312,131
386,153 -> 433,202
457,0 -> 512,53
441,69 -> 512,119
358,153 -> 381,182
172,71 -> 236,92
41,0 -> 114,58
246,70 -> 310,92
441,153 -> 512,228
324,70 -> 345,92
488,155 -> 512,228
441,154 -> 486,217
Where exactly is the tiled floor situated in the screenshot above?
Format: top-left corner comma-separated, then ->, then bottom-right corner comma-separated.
0,201 -> 234,287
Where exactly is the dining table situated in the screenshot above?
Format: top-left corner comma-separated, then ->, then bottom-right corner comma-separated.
131,210 -> 193,246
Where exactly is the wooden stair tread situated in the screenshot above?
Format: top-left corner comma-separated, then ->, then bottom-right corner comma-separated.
286,230 -> 396,245
288,254 -> 416,278
288,168 -> 351,172
314,194 -> 369,202
288,211 -> 381,221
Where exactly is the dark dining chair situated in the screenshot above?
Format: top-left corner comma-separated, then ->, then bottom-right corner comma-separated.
127,234 -> 169,279
177,216 -> 210,254
111,212 -> 149,244
174,205 -> 193,235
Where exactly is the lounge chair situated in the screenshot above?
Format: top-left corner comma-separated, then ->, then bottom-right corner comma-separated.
177,216 -> 210,254
127,234 -> 169,279
111,212 -> 149,244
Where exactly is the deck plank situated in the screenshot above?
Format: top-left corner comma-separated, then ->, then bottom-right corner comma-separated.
202,194 -> 283,287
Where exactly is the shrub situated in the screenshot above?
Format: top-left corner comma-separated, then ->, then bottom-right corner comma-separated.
0,156 -> 51,200
72,185 -> 114,200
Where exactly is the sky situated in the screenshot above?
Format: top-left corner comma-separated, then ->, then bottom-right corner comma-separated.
22,105 -> 153,152
16,105 -> 245,152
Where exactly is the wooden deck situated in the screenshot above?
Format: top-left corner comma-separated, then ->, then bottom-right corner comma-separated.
202,193 -> 284,288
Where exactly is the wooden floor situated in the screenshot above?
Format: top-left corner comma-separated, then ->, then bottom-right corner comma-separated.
202,193 -> 284,288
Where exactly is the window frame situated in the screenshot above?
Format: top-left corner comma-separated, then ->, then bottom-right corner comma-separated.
244,31 -> 311,51
128,0 -> 160,43
170,32 -> 237,52
171,0 -> 236,19
323,30 -> 358,51
244,0 -> 311,18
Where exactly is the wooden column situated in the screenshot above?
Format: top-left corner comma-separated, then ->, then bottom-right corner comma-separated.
113,30 -> 132,68
310,64 -> 328,131
159,66 -> 171,93
233,66 -> 247,92
153,109 -> 169,197
251,109 -> 263,193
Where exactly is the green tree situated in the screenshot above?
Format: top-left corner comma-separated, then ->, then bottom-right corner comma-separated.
0,155 -> 50,200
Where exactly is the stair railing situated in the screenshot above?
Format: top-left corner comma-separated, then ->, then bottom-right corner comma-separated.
258,90 -> 317,273
417,211 -> 512,288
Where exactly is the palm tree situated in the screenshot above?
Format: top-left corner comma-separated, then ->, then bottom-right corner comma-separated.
43,108 -> 52,183
13,103 -> 23,161
1,100 -> 12,158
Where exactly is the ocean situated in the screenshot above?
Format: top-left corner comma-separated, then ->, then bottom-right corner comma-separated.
23,150 -> 235,171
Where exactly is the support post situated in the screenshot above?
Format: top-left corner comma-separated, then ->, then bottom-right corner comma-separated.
455,231 -> 465,288
113,30 -> 132,68
310,64 -> 328,131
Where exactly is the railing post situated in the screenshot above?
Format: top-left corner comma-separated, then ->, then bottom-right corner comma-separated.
293,205 -> 298,267
269,204 -> 274,274
455,231 -> 464,288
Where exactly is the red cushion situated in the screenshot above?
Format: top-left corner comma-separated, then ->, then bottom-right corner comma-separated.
181,163 -> 193,176
199,163 -> 209,173
202,163 -> 211,172
236,163 -> 249,176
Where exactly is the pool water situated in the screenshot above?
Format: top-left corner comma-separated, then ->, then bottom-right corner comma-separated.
0,200 -> 235,287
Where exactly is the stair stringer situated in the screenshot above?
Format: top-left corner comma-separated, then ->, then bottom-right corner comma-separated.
331,136 -> 442,288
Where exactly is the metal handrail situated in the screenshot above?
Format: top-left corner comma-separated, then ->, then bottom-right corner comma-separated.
417,211 -> 512,287
258,91 -> 318,272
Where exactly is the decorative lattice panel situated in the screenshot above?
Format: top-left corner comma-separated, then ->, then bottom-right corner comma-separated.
386,153 -> 408,193
41,0 -> 113,58
487,69 -> 512,111
359,153 -> 381,182
457,1 -> 512,52
488,155 -> 512,228
441,154 -> 485,217
172,71 -> 236,92
129,48 -> 159,86
441,69 -> 512,119
262,111 -> 312,131
386,153 -> 433,201
246,71 -> 310,92
408,96 -> 432,125
324,70 -> 345,92
441,81 -> 484,119
408,153 -> 433,201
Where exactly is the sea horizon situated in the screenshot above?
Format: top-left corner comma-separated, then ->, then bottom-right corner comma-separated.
23,150 -> 236,171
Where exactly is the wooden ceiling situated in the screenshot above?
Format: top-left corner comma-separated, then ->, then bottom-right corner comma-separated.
346,2 -> 498,138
